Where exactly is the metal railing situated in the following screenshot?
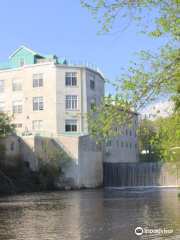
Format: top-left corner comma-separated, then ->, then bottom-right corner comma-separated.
16,130 -> 76,161
66,59 -> 104,78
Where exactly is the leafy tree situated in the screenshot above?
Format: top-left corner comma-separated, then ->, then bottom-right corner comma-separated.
80,0 -> 180,140
0,112 -> 15,137
40,139 -> 72,168
0,112 -> 15,159
139,115 -> 158,161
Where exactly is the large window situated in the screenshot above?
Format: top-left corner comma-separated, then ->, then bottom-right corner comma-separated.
33,74 -> 43,88
0,80 -> 4,93
66,95 -> 77,109
33,120 -> 43,131
13,79 -> 22,91
33,97 -> 43,111
0,102 -> 4,112
65,120 -> 77,132
90,75 -> 95,89
13,101 -> 22,114
65,72 -> 77,86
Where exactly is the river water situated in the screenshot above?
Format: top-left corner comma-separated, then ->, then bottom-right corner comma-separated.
0,188 -> 180,240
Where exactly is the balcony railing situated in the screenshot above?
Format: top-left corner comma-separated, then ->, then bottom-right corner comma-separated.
16,130 -> 76,161
66,60 -> 104,77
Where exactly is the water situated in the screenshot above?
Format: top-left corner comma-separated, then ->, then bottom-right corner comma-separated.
104,163 -> 180,188
0,188 -> 180,240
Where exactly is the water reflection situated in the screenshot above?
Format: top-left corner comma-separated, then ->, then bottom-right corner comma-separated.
0,188 -> 179,240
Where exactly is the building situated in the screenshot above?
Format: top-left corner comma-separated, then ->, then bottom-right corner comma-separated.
104,94 -> 139,163
0,46 -> 139,188
0,46 -> 105,188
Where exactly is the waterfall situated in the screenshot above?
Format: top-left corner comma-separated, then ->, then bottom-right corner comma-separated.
103,163 -> 180,188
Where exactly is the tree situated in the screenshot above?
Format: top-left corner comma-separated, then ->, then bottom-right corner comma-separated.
0,112 -> 15,137
139,115 -> 158,161
80,0 -> 180,141
0,112 -> 15,159
37,139 -> 72,189
40,139 -> 72,168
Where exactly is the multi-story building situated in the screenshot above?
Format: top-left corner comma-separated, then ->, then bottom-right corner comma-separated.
0,46 -> 104,135
0,46 -> 139,188
104,94 -> 139,163
0,46 -> 105,188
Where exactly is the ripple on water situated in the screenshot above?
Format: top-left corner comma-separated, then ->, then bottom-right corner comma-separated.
0,188 -> 179,240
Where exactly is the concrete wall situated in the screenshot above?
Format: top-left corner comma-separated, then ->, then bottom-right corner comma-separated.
3,136 -> 20,157
57,135 -> 105,188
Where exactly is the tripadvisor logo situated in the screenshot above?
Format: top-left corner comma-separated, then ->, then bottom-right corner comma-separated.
135,227 -> 143,235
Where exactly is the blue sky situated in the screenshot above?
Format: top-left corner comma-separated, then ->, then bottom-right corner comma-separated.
0,0 -> 168,95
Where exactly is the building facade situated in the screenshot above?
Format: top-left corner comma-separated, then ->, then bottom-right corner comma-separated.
0,46 -> 105,188
104,94 -> 139,163
0,46 -> 139,187
0,46 -> 104,135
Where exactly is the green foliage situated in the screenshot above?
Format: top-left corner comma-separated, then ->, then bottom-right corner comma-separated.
0,112 -> 15,137
139,115 -> 159,162
80,0 -> 180,141
40,139 -> 72,168
80,0 -> 180,197
0,112 -> 15,159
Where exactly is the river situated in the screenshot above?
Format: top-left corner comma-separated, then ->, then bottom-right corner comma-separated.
0,188 -> 180,240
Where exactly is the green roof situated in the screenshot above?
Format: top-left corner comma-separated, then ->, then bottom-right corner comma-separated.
57,59 -> 67,64
0,61 -> 11,70
105,93 -> 112,98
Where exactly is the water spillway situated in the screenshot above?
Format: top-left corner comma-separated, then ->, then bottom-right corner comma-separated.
103,163 -> 180,188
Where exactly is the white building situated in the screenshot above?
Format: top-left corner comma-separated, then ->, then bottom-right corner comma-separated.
0,46 -> 139,188
0,46 -> 105,188
104,94 -> 139,163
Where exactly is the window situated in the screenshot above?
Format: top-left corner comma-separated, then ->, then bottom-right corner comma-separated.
90,75 -> 95,89
126,129 -> 128,135
65,72 -> 77,86
135,132 -> 137,137
130,130 -> 131,136
33,74 -> 43,88
20,59 -> 25,67
106,140 -> 111,146
0,80 -> 4,93
11,142 -> 14,152
13,101 -> 22,114
65,120 -> 77,132
66,95 -> 77,109
13,123 -> 22,128
33,120 -> 43,131
0,102 -> 4,112
91,99 -> 96,110
130,143 -> 132,148
13,79 -> 22,91
135,120 -> 136,125
126,142 -> 128,148
33,97 -> 43,111
117,141 -> 118,147
135,143 -> 137,149
121,141 -> 123,147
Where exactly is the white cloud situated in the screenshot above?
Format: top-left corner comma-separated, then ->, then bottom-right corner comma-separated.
139,101 -> 173,119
